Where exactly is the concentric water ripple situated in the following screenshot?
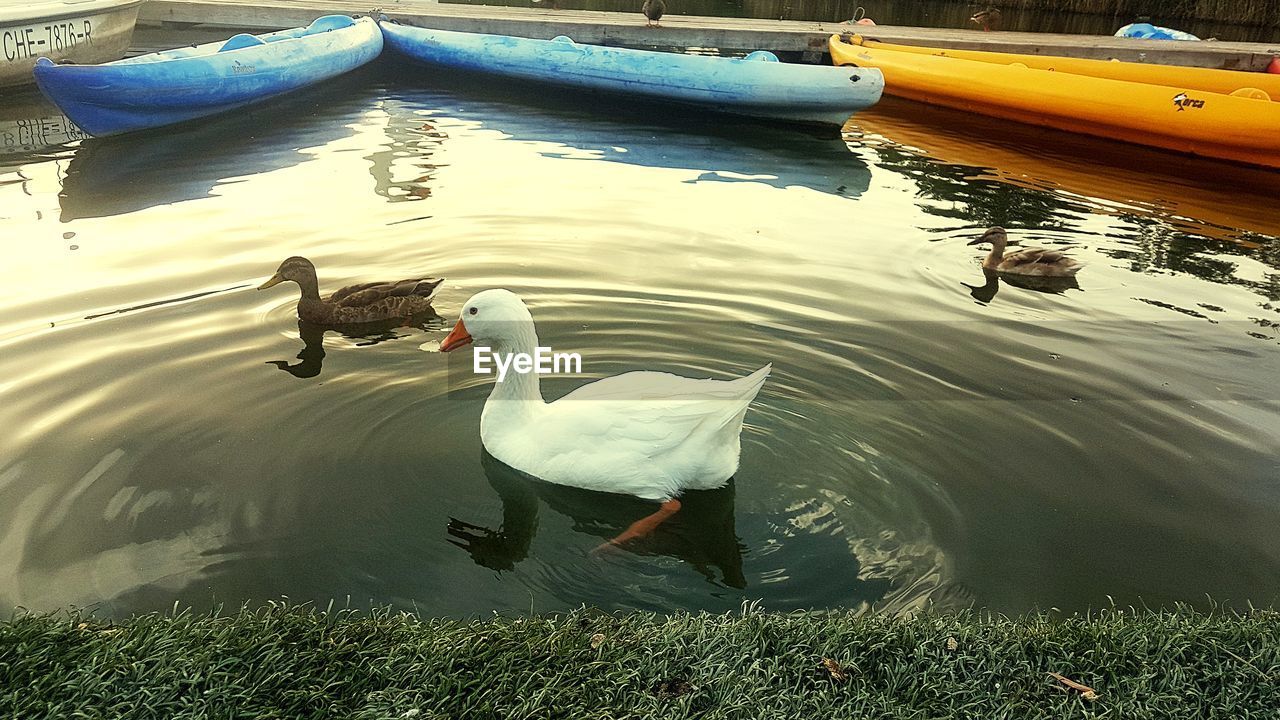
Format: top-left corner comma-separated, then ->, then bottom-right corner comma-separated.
0,69 -> 1277,618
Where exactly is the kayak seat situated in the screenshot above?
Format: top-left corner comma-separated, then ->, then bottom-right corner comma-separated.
219,34 -> 267,52
743,51 -> 780,62
304,15 -> 357,36
1230,87 -> 1272,101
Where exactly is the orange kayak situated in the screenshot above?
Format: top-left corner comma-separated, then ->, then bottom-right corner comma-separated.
829,34 -> 1280,168
860,38 -> 1280,100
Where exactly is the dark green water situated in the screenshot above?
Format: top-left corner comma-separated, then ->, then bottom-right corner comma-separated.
1,67 -> 1277,618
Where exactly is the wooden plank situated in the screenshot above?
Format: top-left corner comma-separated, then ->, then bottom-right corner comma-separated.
140,0 -> 1280,70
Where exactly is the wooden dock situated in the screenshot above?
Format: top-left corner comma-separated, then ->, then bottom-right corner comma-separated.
141,0 -> 1280,70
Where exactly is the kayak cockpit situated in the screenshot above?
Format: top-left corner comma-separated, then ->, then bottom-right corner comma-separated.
118,15 -> 358,64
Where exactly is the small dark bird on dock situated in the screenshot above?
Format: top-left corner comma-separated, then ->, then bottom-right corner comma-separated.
258,256 -> 444,325
967,227 -> 1082,277
643,0 -> 666,27
970,6 -> 1002,31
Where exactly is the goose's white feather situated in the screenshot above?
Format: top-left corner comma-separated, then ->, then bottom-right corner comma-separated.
449,290 -> 770,501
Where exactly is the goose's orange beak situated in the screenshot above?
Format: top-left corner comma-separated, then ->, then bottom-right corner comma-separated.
440,319 -> 473,352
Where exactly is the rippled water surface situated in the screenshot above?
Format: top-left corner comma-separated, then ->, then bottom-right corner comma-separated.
2,67 -> 1278,618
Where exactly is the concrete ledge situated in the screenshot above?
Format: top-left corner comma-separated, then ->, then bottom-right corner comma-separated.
142,0 -> 1280,70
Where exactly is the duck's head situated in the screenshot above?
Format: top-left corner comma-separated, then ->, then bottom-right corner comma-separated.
258,256 -> 317,290
440,289 -> 534,352
967,226 -> 1008,247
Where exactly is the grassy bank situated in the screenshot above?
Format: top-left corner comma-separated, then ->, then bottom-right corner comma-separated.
3,604 -> 1278,718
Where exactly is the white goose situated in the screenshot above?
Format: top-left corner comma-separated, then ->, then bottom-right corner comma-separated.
439,289 -> 770,547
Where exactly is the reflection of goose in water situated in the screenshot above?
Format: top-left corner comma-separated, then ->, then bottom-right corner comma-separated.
447,451 -> 746,587
267,312 -> 445,379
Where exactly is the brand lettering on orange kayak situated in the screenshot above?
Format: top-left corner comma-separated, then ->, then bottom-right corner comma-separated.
1172,93 -> 1205,111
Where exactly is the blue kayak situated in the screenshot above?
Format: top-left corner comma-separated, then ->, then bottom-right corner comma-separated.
1114,22 -> 1201,41
379,23 -> 884,126
33,15 -> 382,137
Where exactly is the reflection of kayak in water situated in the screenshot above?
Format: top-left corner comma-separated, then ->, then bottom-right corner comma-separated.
58,72 -> 372,221
0,89 -> 88,160
376,79 -> 874,202
506,111 -> 873,198
847,97 -> 1280,244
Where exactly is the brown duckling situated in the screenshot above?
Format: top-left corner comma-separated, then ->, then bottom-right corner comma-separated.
258,256 -> 444,325
643,0 -> 665,27
967,227 -> 1082,277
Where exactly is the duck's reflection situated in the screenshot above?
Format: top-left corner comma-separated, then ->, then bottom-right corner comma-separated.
266,310 -> 445,379
266,321 -> 329,378
963,267 -> 1081,304
448,451 -> 746,587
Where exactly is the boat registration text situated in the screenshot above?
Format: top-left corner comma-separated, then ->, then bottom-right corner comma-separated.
3,20 -> 95,62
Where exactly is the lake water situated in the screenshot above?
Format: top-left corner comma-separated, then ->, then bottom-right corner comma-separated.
1,65 -> 1277,618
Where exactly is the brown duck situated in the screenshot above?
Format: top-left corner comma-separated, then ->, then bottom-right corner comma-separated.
970,7 -> 1002,31
967,227 -> 1082,277
643,0 -> 665,27
258,256 -> 444,324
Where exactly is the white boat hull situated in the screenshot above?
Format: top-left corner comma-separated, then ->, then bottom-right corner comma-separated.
1,0 -> 142,87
